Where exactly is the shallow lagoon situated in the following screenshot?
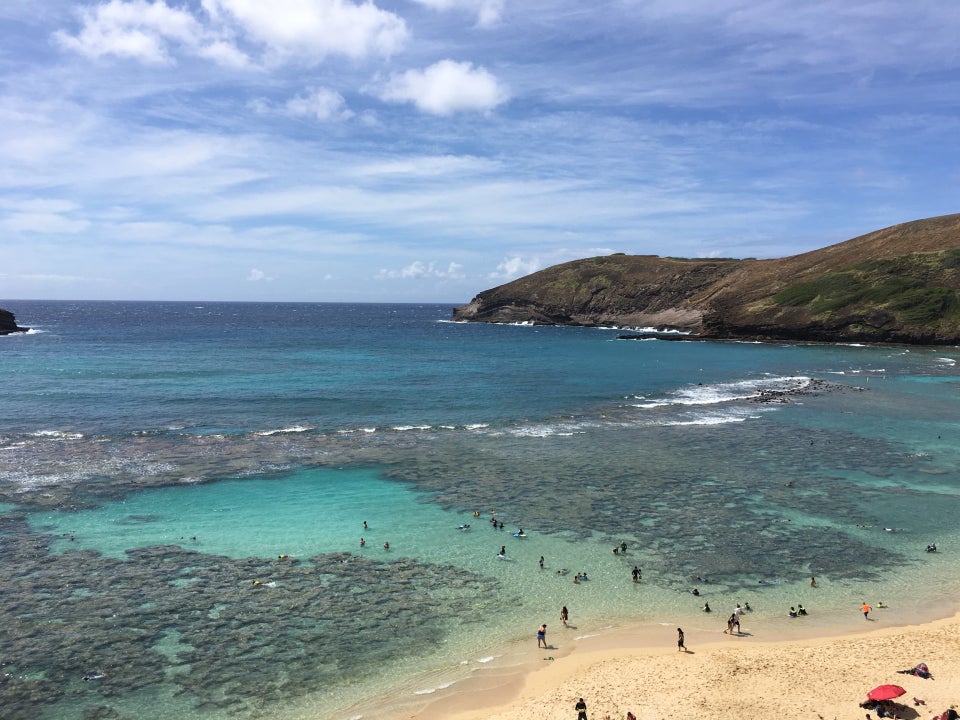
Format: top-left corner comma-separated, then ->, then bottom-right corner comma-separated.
2,301 -> 959,720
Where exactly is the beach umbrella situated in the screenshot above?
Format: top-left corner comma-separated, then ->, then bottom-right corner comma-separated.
866,685 -> 906,702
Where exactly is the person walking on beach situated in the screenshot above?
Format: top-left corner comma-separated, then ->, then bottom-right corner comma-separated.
561,606 -> 569,627
537,623 -> 547,648
575,697 -> 588,720
861,601 -> 871,619
677,627 -> 686,652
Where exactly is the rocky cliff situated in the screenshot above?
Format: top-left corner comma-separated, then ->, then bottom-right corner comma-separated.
0,308 -> 29,335
453,213 -> 960,345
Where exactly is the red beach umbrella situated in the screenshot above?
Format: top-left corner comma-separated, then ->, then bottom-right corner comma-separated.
867,685 -> 906,702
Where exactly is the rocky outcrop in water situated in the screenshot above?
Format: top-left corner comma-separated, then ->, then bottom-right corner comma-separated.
0,308 -> 28,335
453,213 -> 960,345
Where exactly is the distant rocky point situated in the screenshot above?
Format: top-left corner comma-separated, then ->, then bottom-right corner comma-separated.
0,308 -> 29,335
453,213 -> 960,345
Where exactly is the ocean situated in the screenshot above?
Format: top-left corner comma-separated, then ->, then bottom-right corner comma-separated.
1,300 -> 958,720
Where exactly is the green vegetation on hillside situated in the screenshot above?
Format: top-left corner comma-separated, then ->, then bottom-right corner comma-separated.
773,250 -> 960,327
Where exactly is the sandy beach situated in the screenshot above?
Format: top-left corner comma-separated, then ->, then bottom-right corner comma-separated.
407,613 -> 960,720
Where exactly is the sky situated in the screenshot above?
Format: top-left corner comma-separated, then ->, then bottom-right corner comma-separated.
2,1 -> 959,303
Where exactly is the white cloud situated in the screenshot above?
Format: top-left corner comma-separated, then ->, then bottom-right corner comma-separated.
488,255 -> 540,280
412,0 -> 505,28
379,60 -> 509,115
377,261 -> 465,279
202,0 -> 407,63
53,0 -> 203,64
247,268 -> 273,282
285,88 -> 353,122
197,39 -> 250,69
54,0 -> 405,67
0,211 -> 90,234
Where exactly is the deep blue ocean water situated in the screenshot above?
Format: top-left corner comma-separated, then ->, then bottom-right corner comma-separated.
1,301 -> 959,720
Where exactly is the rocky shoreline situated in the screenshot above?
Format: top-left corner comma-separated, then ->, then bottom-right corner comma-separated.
0,308 -> 29,335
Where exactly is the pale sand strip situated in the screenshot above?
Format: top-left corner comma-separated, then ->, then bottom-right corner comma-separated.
408,615 -> 960,720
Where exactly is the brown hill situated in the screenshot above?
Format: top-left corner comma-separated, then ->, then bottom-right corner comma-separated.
452,213 -> 960,344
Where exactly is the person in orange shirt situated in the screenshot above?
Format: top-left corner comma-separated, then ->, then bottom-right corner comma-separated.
861,602 -> 871,619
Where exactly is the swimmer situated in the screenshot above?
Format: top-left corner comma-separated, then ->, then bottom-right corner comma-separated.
702,602 -> 711,613
557,568 -> 569,576
82,674 -> 104,681
691,588 -> 700,596
383,541 -> 390,550
278,554 -> 288,559
359,538 -> 365,547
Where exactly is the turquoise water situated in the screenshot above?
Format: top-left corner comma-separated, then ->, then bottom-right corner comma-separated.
1,301 -> 959,720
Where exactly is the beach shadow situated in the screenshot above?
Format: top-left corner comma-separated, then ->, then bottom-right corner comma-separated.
734,631 -> 754,637
564,624 -> 578,630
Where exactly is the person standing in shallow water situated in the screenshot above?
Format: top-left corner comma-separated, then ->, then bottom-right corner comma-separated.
861,601 -> 871,619
537,623 -> 547,648
561,606 -> 568,627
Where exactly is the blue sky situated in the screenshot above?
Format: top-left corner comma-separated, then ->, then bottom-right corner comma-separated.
2,0 -> 959,303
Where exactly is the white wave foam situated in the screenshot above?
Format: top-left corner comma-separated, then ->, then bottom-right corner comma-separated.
633,376 -> 811,410
621,326 -> 692,335
390,425 -> 432,432
655,412 -> 751,427
510,422 -> 585,437
936,357 -> 956,365
30,430 -> 84,440
414,681 -> 455,695
464,423 -> 489,430
256,426 -> 313,436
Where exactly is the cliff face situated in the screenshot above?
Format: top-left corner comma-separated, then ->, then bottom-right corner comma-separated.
0,308 -> 29,335
453,214 -> 960,344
